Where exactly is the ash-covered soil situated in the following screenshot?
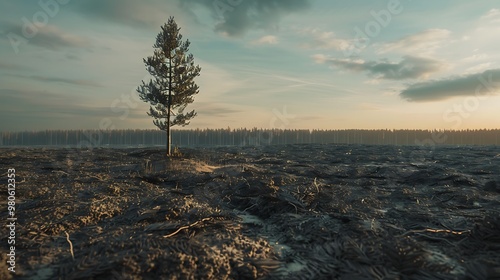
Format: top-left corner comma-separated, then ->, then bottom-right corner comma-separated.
1,144 -> 500,279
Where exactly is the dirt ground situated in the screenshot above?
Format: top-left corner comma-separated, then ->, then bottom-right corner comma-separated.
1,144 -> 499,279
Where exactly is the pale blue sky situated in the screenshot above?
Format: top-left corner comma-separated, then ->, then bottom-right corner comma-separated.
1,0 -> 499,131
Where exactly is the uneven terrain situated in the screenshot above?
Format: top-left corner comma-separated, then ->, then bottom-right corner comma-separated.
1,144 -> 500,279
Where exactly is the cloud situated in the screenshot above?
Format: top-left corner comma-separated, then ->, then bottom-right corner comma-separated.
70,0 -> 185,29
6,73 -> 102,87
185,0 -> 312,37
28,75 -> 102,87
31,25 -> 90,50
1,22 -> 90,50
0,88 -> 145,131
462,53 -> 488,62
400,69 -> 500,102
70,0 -> 311,36
465,63 -> 492,74
66,53 -> 80,60
0,62 -> 31,71
251,35 -> 278,45
297,28 -> 349,50
357,103 -> 381,111
0,87 -> 129,118
481,8 -> 500,23
0,88 -> 77,111
379,29 -> 451,55
314,55 -> 445,80
195,103 -> 241,117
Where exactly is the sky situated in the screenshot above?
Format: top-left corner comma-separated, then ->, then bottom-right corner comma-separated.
0,0 -> 499,132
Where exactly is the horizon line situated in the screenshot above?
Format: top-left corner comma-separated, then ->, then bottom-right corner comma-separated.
2,127 -> 500,133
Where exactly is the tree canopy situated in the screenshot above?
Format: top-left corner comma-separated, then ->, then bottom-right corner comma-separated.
137,16 -> 201,155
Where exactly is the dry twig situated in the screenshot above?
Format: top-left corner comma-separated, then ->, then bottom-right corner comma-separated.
163,217 -> 213,238
398,228 -> 471,237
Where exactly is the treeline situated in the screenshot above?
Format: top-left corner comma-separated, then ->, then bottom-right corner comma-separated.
0,128 -> 499,147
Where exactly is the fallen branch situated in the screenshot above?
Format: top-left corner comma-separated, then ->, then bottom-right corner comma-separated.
89,174 -> 106,181
313,177 -> 320,193
52,170 -> 69,176
163,217 -> 212,238
65,231 -> 75,261
397,228 -> 470,237
424,228 -> 470,235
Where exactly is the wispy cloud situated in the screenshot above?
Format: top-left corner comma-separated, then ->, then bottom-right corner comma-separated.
0,62 -> 31,71
357,103 -> 381,111
314,55 -> 445,80
1,22 -> 91,50
462,53 -> 489,63
31,25 -> 90,50
0,87 -> 145,131
251,35 -> 278,45
7,73 -> 102,87
465,63 -> 492,75
379,29 -> 451,55
29,75 -> 102,87
0,88 -> 77,110
194,102 -> 241,117
400,69 -> 500,102
70,0 -> 185,29
297,28 -> 349,50
481,8 -> 500,23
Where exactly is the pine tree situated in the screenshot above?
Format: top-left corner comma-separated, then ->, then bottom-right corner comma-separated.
137,17 -> 201,156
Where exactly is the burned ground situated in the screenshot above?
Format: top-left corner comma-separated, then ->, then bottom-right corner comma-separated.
1,144 -> 499,279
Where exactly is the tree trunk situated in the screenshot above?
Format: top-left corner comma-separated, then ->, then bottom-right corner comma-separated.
167,88 -> 172,156
166,127 -> 171,156
166,57 -> 172,156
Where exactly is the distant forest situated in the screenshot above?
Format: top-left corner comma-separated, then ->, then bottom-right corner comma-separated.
1,128 -> 499,147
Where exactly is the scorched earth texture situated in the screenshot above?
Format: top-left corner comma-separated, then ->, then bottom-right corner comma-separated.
0,144 -> 499,279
